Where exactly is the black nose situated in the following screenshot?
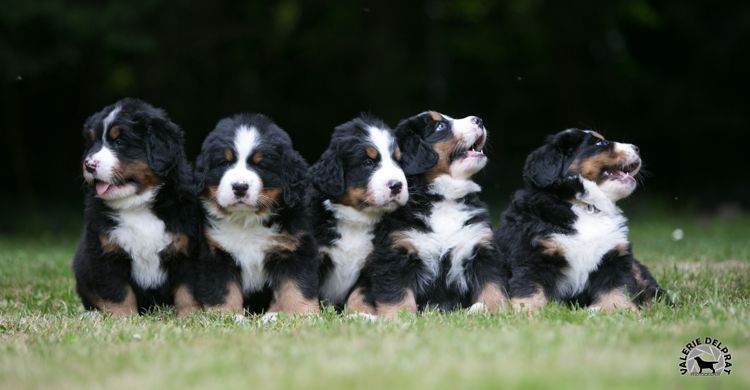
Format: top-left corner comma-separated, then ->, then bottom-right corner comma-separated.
84,159 -> 97,174
471,116 -> 483,128
232,182 -> 249,197
387,180 -> 403,195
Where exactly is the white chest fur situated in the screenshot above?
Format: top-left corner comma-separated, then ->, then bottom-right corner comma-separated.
207,216 -> 279,293
400,181 -> 491,294
319,202 -> 380,305
110,206 -> 171,289
549,204 -> 629,297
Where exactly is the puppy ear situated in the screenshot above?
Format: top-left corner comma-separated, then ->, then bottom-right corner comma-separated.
309,146 -> 344,199
193,150 -> 209,196
523,130 -> 581,189
281,149 -> 310,208
394,117 -> 438,175
146,115 -> 184,177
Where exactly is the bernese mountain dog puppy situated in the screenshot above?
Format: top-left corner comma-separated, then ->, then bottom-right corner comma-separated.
494,129 -> 668,312
73,98 -> 196,315
357,111 -> 509,317
308,116 -> 409,313
183,113 -> 319,317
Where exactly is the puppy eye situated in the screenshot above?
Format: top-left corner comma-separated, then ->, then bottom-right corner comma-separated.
363,158 -> 376,167
112,138 -> 124,147
595,140 -> 607,146
435,122 -> 446,131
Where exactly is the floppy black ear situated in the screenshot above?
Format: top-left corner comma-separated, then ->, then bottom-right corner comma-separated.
193,150 -> 209,196
281,149 -> 310,208
146,115 -> 184,177
394,117 -> 438,175
522,144 -> 566,189
523,130 -> 582,189
309,146 -> 344,200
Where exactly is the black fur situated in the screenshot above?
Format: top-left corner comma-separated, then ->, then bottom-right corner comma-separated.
72,98 -> 196,313
188,113 -> 318,313
494,129 -> 669,309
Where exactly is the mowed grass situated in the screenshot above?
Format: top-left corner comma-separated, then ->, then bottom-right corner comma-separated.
1,214 -> 749,389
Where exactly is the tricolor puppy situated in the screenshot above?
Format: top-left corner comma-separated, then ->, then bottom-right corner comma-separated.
184,113 -> 319,316
357,111 -> 509,317
73,98 -> 196,315
494,129 -> 668,312
309,116 -> 408,312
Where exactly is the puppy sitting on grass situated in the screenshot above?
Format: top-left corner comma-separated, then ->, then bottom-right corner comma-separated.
179,113 -> 319,319
494,129 -> 669,312
73,98 -> 196,315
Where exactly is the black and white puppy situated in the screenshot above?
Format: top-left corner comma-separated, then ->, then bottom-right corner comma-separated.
358,111 -> 509,317
184,113 -> 319,317
309,116 -> 408,313
494,129 -> 668,312
73,98 -> 196,315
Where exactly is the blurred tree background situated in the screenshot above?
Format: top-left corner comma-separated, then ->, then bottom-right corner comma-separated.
1,0 -> 748,233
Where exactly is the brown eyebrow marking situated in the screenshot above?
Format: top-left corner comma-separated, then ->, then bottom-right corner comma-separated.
428,111 -> 443,121
88,129 -> 96,141
252,151 -> 263,164
394,146 -> 402,161
589,131 -> 605,140
108,126 -> 121,140
224,148 -> 234,162
366,146 -> 378,160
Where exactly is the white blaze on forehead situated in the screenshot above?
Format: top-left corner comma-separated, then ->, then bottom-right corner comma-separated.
233,125 -> 259,163
367,126 -> 408,207
215,125 -> 263,209
102,106 -> 122,142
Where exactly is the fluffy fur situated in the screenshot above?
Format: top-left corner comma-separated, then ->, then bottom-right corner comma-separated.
73,98 -> 196,315
357,111 -> 509,316
309,116 -> 408,311
494,129 -> 669,312
185,113 -> 319,316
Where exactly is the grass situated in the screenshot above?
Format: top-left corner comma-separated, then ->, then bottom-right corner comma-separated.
1,213 -> 749,389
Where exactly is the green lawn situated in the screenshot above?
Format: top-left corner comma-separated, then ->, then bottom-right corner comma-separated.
1,214 -> 749,389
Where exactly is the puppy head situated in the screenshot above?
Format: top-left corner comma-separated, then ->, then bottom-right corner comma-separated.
195,114 -> 308,218
310,116 -> 408,213
523,129 -> 642,202
394,111 -> 487,181
81,98 -> 184,207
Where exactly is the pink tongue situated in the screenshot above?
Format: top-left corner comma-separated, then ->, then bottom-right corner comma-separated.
96,182 -> 111,195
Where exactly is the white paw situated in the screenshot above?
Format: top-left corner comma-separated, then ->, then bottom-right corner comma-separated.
261,312 -> 279,324
80,311 -> 102,320
587,306 -> 602,314
345,312 -> 378,322
234,314 -> 247,323
468,302 -> 488,314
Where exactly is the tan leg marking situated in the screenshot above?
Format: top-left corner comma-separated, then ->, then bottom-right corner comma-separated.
93,285 -> 137,316
99,234 -> 123,254
268,280 -> 320,315
590,287 -> 636,312
377,288 -> 417,319
511,287 -> 548,313
473,283 -> 509,313
210,281 -> 244,313
169,233 -> 190,256
344,287 -> 377,315
174,284 -> 201,317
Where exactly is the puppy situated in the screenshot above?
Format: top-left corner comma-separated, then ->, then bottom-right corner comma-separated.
309,116 -> 409,313
184,113 -> 319,317
357,111 -> 509,317
73,98 -> 196,315
494,129 -> 668,312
